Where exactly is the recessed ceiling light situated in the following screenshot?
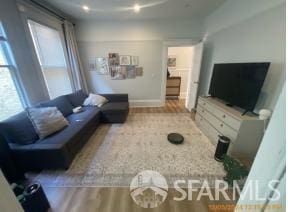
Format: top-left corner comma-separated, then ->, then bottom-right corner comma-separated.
82,5 -> 90,12
134,4 -> 140,13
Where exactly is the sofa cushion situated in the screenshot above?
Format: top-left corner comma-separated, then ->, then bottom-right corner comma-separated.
67,106 -> 101,124
26,107 -> 69,139
34,120 -> 84,146
34,107 -> 101,154
0,112 -> 38,145
100,102 -> 129,113
65,107 -> 101,152
39,96 -> 73,117
66,90 -> 88,107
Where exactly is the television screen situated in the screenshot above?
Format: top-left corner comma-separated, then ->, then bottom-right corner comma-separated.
209,63 -> 270,111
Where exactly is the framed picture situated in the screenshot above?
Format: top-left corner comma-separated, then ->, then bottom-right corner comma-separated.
120,66 -> 128,77
110,66 -> 126,80
131,56 -> 139,66
109,66 -> 120,78
108,53 -> 120,66
136,67 -> 143,76
95,57 -> 109,74
127,66 -> 136,79
88,58 -> 96,71
167,56 -> 176,67
120,55 -> 131,65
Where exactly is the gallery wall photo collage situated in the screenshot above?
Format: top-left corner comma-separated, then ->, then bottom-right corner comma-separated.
89,53 -> 143,80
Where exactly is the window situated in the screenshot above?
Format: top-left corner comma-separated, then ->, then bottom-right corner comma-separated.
28,20 -> 72,99
0,23 -> 24,121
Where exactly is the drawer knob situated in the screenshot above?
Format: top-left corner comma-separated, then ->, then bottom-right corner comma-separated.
222,115 -> 226,118
220,124 -> 223,127
202,110 -> 204,113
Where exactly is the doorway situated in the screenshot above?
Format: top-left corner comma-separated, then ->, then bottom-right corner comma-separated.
166,46 -> 193,110
161,41 -> 203,112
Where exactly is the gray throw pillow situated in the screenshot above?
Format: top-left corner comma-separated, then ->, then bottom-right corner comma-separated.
26,107 -> 68,139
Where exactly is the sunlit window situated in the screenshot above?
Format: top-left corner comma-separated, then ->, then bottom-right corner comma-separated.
0,23 -> 24,121
28,20 -> 72,99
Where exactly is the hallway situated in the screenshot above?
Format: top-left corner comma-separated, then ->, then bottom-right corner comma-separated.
129,100 -> 189,114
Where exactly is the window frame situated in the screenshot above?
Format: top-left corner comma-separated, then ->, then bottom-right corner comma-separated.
0,23 -> 27,109
18,1 -> 76,100
26,18 -> 73,99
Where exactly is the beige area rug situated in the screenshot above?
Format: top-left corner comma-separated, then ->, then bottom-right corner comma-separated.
30,113 -> 226,187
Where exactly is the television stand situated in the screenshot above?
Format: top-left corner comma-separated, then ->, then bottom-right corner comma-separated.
224,104 -> 251,116
195,96 -> 265,162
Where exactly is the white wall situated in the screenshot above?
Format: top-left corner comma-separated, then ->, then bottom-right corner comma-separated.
204,0 -> 284,35
168,46 -> 194,99
78,40 -> 163,102
199,0 -> 285,112
76,19 -> 203,42
76,19 -> 203,105
236,84 -> 285,210
0,171 -> 23,212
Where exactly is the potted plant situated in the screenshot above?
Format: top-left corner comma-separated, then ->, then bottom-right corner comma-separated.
223,155 -> 249,186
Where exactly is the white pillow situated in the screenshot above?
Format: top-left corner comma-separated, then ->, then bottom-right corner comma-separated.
83,93 -> 108,107
26,107 -> 69,139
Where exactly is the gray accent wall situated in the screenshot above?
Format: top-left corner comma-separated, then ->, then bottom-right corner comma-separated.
78,40 -> 163,101
199,0 -> 285,112
75,20 -> 203,103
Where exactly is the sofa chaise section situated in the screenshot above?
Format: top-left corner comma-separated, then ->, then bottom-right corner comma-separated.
100,94 -> 129,123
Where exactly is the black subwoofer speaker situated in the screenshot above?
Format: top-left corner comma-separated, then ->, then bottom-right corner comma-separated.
214,135 -> 230,162
21,183 -> 50,212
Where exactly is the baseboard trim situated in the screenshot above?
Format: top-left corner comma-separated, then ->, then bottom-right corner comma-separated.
129,99 -> 162,107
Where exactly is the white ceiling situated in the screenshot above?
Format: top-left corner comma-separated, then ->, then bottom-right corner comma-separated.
41,0 -> 226,21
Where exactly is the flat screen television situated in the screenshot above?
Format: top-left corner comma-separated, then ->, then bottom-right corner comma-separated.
209,63 -> 270,112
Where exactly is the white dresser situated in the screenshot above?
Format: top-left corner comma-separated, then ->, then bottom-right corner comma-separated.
195,96 -> 264,162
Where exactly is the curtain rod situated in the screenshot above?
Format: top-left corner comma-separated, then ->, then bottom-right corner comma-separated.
29,0 -> 66,21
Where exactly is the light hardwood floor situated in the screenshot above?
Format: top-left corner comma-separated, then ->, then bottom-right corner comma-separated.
45,187 -> 236,212
130,99 -> 189,114
43,100 -> 235,212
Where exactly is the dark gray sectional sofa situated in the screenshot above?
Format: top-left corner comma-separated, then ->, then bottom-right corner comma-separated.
0,91 -> 129,171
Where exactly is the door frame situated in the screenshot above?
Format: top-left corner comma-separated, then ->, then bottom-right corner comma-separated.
160,39 -> 202,106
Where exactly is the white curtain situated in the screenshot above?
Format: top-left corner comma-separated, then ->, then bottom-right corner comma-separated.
63,20 -> 88,93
